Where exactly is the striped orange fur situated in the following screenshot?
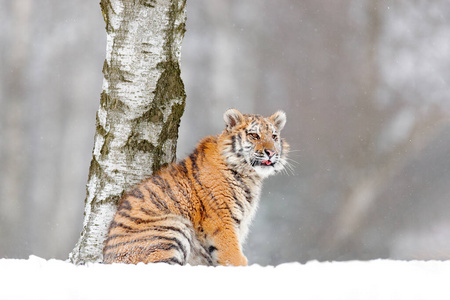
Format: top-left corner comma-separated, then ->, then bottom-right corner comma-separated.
103,109 -> 289,266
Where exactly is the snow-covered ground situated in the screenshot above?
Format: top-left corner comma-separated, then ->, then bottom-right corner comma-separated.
1,256 -> 449,300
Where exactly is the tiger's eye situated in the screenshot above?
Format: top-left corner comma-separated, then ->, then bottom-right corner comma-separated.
272,134 -> 278,140
249,133 -> 260,140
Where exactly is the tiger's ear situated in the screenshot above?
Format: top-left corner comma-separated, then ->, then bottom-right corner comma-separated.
224,108 -> 244,131
269,111 -> 286,131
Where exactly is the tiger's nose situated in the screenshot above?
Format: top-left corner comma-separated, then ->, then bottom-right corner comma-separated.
265,149 -> 275,158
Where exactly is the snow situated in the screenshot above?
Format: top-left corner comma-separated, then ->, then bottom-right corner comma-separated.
1,256 -> 449,300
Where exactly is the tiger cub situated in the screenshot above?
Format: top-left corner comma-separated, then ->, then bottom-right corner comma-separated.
103,109 -> 289,266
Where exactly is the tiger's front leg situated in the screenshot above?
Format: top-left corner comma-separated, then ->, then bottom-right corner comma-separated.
204,220 -> 247,266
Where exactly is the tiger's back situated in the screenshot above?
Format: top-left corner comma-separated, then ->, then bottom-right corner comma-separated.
103,109 -> 289,266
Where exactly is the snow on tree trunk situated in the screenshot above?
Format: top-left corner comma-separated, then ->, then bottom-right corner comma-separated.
69,0 -> 187,264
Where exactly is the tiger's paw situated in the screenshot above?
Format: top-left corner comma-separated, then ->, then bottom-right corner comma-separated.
220,253 -> 248,266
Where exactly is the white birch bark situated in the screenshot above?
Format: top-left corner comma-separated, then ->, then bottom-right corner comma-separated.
69,0 -> 187,264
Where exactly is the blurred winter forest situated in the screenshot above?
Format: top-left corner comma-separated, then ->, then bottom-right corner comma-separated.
1,0 -> 450,265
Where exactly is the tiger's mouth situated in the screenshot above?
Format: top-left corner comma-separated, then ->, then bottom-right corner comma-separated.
252,157 -> 281,178
257,160 -> 276,167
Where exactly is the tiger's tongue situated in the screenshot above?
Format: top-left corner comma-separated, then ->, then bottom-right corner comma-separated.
261,160 -> 272,166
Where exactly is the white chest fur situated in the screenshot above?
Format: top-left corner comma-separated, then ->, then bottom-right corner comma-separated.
237,180 -> 262,245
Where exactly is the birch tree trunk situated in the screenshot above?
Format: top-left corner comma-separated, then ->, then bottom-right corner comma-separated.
69,0 -> 187,264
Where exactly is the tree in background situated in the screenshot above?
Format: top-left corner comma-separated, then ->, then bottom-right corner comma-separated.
69,0 -> 187,264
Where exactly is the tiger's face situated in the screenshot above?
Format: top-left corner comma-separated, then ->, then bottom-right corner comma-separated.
222,109 -> 289,178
